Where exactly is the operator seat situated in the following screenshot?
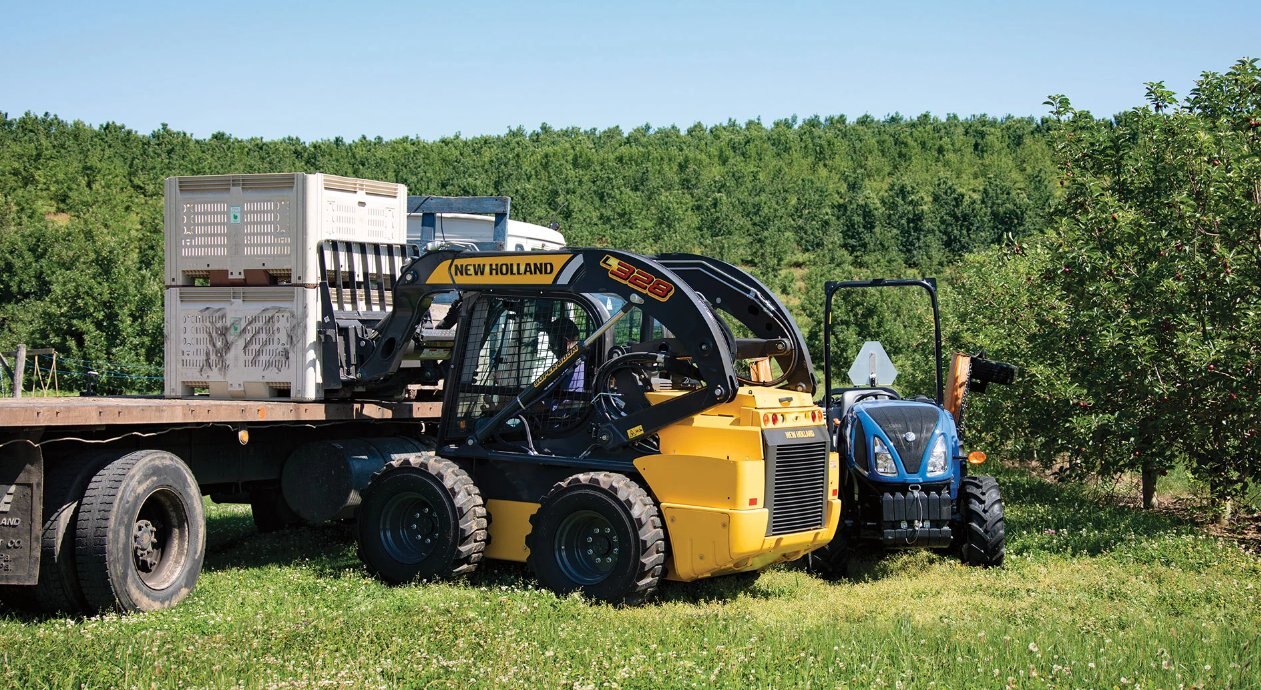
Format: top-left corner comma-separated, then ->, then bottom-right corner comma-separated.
826,387 -> 899,451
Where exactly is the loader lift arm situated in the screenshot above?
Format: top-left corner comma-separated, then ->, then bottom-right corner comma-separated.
332,248 -> 768,451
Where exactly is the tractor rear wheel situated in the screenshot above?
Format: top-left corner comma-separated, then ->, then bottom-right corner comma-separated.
527,472 -> 665,605
356,453 -> 487,583
957,476 -> 1005,567
810,528 -> 851,579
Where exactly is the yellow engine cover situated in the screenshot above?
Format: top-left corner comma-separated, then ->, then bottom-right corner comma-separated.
635,387 -> 841,581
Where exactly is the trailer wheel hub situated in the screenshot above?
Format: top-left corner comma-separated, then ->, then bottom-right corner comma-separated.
133,519 -> 161,572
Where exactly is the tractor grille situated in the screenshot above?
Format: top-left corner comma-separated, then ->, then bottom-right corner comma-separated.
764,428 -> 828,536
864,405 -> 939,474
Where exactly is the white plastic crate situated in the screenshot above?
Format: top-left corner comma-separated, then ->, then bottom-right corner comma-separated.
165,286 -> 322,400
164,173 -> 408,286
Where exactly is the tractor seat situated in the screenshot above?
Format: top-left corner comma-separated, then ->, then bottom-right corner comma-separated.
826,387 -> 900,429
826,387 -> 900,452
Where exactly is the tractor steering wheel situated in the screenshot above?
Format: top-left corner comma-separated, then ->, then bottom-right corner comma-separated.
851,390 -> 891,405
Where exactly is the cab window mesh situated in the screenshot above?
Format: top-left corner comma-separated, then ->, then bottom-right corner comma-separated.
447,296 -> 595,440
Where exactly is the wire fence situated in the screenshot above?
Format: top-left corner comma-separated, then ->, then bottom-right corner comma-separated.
2,351 -> 164,397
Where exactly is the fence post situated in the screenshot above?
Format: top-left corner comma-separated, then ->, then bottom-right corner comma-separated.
13,343 -> 25,399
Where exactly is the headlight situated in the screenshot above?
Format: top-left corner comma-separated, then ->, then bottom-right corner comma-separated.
927,436 -> 948,475
874,437 -> 897,475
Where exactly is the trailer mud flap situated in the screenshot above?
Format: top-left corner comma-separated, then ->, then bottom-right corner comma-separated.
0,443 -> 42,585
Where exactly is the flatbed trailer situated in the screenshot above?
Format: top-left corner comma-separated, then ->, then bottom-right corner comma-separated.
0,395 -> 442,613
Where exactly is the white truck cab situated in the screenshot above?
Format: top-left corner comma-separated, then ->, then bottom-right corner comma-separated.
407,212 -> 566,252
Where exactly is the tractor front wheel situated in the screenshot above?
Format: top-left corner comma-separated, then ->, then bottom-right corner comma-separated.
957,476 -> 1005,567
527,472 -> 665,605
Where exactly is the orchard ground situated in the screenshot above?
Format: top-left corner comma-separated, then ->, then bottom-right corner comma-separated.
2,464 -> 1258,689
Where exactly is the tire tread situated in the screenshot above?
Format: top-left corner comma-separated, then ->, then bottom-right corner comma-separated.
528,472 -> 665,605
958,475 -> 1005,567
362,452 -> 487,579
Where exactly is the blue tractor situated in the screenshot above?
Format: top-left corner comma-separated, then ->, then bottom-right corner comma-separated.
813,278 -> 1016,576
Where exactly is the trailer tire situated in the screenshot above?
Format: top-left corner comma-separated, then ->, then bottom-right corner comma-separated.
75,450 -> 206,613
957,476 -> 1005,567
0,455 -> 107,614
527,472 -> 665,605
356,453 -> 487,583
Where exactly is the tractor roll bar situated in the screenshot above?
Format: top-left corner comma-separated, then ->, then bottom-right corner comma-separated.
822,278 -> 944,405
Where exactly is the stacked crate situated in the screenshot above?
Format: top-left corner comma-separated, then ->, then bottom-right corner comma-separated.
164,173 -> 408,400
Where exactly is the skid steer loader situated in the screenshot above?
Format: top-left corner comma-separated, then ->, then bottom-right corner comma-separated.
324,249 -> 840,603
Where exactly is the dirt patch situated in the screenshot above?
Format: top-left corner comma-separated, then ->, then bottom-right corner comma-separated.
44,212 -> 71,225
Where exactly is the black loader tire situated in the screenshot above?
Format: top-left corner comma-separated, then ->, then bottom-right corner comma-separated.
356,452 -> 487,583
75,450 -> 206,613
527,472 -> 665,605
0,454 -> 108,614
957,476 -> 1005,567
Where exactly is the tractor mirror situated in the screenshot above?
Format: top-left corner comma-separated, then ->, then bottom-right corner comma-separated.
847,341 -> 898,387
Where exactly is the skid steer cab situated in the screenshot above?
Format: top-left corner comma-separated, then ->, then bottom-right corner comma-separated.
812,279 -> 1017,577
330,249 -> 840,603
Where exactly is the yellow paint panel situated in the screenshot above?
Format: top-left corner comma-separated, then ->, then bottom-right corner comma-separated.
659,500 -> 841,582
634,453 -> 764,510
484,499 -> 539,562
424,254 -> 574,285
655,417 -> 764,459
659,504 -> 736,581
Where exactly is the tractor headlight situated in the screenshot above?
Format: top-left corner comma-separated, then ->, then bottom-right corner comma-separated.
874,437 -> 897,476
927,436 -> 948,475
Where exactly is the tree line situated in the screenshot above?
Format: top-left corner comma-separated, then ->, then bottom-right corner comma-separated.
1,57 -> 1256,508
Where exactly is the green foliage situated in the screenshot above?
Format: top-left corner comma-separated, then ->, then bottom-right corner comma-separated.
0,111 -> 1054,392
948,58 -> 1261,500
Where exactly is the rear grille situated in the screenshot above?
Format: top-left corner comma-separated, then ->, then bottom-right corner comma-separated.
765,434 -> 828,536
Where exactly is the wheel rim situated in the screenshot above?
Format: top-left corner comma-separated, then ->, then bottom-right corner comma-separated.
554,509 -> 620,585
132,488 -> 191,590
379,492 -> 441,565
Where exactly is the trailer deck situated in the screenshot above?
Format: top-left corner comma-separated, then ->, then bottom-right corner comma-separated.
0,396 -> 441,429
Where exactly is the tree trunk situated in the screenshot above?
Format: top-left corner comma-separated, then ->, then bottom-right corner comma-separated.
1141,462 -> 1159,509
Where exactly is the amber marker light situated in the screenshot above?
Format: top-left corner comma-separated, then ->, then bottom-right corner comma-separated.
967,450 -> 988,465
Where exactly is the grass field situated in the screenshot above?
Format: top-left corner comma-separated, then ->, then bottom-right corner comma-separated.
2,466 -> 1258,689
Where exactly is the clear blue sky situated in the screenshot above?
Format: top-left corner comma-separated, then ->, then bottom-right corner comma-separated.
2,1 -> 1256,141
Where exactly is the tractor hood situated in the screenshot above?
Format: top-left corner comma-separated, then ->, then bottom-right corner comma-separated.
849,400 -> 958,483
